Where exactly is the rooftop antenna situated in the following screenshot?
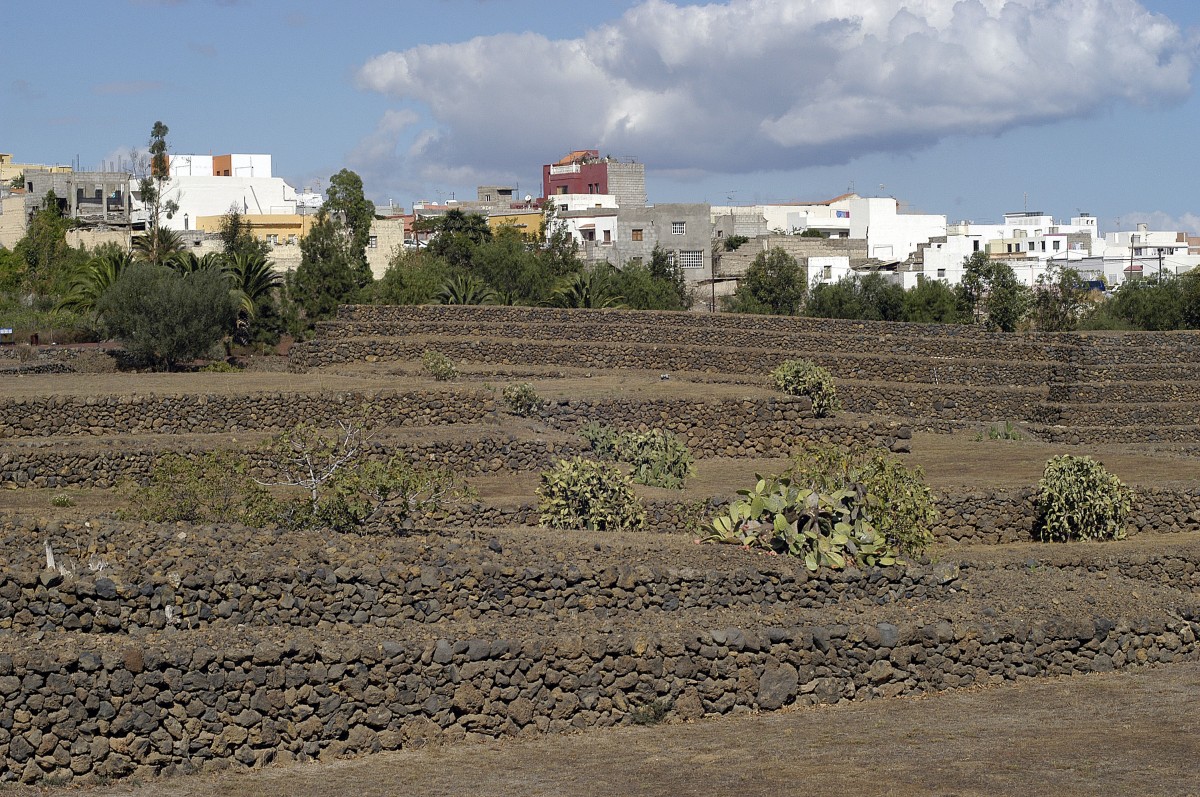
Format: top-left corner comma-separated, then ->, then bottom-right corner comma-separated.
1024,192 -> 1028,212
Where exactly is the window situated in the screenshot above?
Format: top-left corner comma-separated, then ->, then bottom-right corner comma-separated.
602,229 -> 611,244
667,250 -> 677,267
822,265 -> 832,280
671,221 -> 686,235
679,250 -> 703,269
631,228 -> 644,241
368,235 -> 378,249
973,240 -> 981,252
267,234 -> 278,246
937,268 -> 946,278
287,234 -> 297,245
1052,240 -> 1060,251
582,229 -> 596,242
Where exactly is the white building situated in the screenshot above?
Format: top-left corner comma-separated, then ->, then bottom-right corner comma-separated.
134,176 -> 302,231
713,194 -> 946,263
808,256 -> 853,285
554,194 -> 620,250
168,153 -> 273,179
846,197 -> 946,262
912,212 -> 1106,288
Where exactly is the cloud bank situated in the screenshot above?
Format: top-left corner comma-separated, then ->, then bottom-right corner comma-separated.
355,0 -> 1194,189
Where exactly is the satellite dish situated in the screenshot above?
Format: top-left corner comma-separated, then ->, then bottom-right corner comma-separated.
524,195 -> 532,202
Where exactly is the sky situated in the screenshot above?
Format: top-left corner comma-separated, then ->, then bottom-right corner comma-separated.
5,0 -> 1200,234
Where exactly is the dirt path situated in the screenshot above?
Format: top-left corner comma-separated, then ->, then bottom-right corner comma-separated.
35,662 -> 1198,797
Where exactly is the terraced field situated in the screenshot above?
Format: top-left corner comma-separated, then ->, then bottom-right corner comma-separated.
2,305 -> 1199,793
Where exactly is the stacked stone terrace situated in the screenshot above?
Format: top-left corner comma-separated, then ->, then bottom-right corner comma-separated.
295,305 -> 1200,446
3,305 -> 1200,784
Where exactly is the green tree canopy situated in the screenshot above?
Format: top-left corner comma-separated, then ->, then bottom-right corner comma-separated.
426,209 -> 493,270
97,262 -> 237,369
291,209 -> 368,321
806,273 -> 904,322
1030,265 -> 1090,332
218,207 -> 271,259
469,225 -> 551,304
10,191 -> 89,295
370,249 -> 450,306
902,277 -> 960,324
724,247 -> 806,315
956,252 -> 1030,332
325,169 -> 376,254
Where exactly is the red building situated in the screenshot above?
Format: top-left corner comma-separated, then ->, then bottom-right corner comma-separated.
542,150 -> 609,197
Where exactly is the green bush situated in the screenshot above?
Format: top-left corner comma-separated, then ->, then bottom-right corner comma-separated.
255,418 -> 470,532
974,421 -> 1023,442
126,451 -> 272,524
706,444 -> 937,569
200,360 -> 242,373
502,382 -> 545,416
580,423 -> 695,489
705,473 -> 894,570
1036,455 -> 1133,542
310,455 -> 466,533
421,349 -> 458,381
579,421 -> 622,460
770,359 -> 840,417
96,262 -> 237,370
537,457 -> 646,531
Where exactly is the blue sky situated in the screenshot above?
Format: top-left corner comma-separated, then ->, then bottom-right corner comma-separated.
5,0 -> 1200,233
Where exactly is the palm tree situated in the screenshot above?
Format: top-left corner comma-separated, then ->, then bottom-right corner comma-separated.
225,252 -> 282,320
167,250 -> 225,275
132,227 -> 183,266
56,251 -> 133,316
546,270 -> 625,309
436,274 -> 496,305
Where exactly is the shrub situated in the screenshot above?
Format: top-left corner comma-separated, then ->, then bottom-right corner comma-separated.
975,421 -> 1023,442
1036,455 -> 1133,542
537,457 -> 646,531
579,421 -> 622,460
97,262 -> 237,370
706,444 -> 937,569
580,423 -> 695,489
771,359 -> 840,417
705,473 -> 895,570
254,418 -> 471,532
311,456 -> 467,533
200,360 -> 242,373
502,382 -> 545,416
421,349 -> 458,381
50,493 -> 75,508
126,451 -> 272,524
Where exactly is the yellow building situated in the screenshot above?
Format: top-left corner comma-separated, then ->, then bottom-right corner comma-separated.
487,210 -> 543,240
195,213 -> 318,247
0,153 -> 71,184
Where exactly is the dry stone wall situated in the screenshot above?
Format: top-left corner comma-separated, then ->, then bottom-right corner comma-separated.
0,390 -> 494,439
292,336 -> 1056,389
0,607 -> 1196,783
298,305 -> 1200,444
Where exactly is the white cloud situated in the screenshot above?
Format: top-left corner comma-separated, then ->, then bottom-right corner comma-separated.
355,0 -> 1195,189
1119,210 -> 1200,234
